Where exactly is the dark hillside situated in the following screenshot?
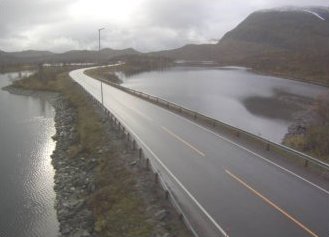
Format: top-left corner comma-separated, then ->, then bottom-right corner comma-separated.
152,7 -> 329,85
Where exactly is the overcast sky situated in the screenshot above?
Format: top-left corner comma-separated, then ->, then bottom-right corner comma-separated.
0,0 -> 328,52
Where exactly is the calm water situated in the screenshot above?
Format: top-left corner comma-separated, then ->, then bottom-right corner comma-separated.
120,66 -> 328,142
0,72 -> 58,237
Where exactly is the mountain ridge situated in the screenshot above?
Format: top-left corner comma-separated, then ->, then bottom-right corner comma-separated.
1,6 -> 329,85
151,6 -> 329,85
0,48 -> 140,65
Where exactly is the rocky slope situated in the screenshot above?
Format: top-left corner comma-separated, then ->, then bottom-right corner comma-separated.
152,6 -> 329,85
219,7 -> 329,54
4,72 -> 192,237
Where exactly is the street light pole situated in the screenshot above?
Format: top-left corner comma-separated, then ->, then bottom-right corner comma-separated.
98,27 -> 105,53
98,27 -> 105,105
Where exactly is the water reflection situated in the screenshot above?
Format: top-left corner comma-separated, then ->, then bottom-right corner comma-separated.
120,66 -> 327,142
0,72 -> 58,237
242,88 -> 313,121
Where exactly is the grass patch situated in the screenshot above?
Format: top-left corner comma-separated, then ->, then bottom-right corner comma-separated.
85,55 -> 175,83
0,64 -> 36,73
283,93 -> 329,163
9,67 -> 190,237
85,66 -> 122,84
12,67 -> 105,153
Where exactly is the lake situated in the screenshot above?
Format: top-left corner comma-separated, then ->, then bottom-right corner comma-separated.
119,66 -> 327,142
0,72 -> 58,237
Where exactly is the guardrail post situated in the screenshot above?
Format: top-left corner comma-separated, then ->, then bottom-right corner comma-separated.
304,160 -> 309,167
165,190 -> 169,200
120,125 -> 125,135
179,213 -> 183,221
145,158 -> 149,170
132,140 -> 136,150
236,131 -> 240,138
139,148 -> 142,159
78,73 -> 329,175
154,172 -> 159,184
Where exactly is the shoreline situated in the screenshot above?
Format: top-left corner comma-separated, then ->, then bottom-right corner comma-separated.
4,76 -> 192,237
3,86 -> 93,236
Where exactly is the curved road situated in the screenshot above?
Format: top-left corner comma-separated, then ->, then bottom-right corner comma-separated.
70,68 -> 329,237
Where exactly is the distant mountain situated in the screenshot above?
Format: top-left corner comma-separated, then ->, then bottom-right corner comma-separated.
2,7 -> 329,85
152,6 -> 329,85
0,50 -> 7,56
217,6 -> 329,85
150,44 -> 219,61
53,48 -> 140,63
218,6 -> 329,57
101,47 -> 139,56
0,48 -> 140,65
9,50 -> 54,58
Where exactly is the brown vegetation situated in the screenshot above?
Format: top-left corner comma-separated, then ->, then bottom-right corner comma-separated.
84,66 -> 122,84
284,93 -> 329,162
10,67 -> 191,237
85,55 -> 175,84
112,54 -> 175,76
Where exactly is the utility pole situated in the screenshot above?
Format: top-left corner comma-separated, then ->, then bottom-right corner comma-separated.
98,27 -> 105,105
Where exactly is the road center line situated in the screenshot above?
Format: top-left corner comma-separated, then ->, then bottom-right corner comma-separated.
124,103 -> 154,122
130,107 -> 154,122
87,87 -> 228,236
162,126 -> 206,157
225,169 -> 319,237
154,103 -> 329,195
85,71 -> 329,195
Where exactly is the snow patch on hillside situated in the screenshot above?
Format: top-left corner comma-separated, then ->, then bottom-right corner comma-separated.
260,6 -> 328,13
303,10 -> 326,21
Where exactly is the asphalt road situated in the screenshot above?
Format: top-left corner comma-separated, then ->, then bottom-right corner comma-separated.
70,68 -> 329,237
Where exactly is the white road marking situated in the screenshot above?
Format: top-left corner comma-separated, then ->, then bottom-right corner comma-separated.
75,67 -> 329,196
73,66 -> 329,195
72,69 -> 229,236
226,169 -> 319,237
135,95 -> 329,195
109,94 -> 154,122
98,98 -> 228,237
162,126 -> 206,157
130,106 -> 154,122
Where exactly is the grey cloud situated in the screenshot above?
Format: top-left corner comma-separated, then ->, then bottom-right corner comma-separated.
0,0 -> 328,52
139,0 -> 216,29
0,0 -> 68,37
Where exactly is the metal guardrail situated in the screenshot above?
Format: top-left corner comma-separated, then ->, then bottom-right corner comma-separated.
73,75 -> 230,237
74,68 -> 329,237
97,77 -> 329,173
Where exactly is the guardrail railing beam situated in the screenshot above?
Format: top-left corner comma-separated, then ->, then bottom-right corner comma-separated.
96,77 -> 329,173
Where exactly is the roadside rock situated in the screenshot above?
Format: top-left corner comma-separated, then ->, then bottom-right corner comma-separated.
284,107 -> 321,139
155,209 -> 169,221
6,84 -> 192,237
50,97 -> 97,237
